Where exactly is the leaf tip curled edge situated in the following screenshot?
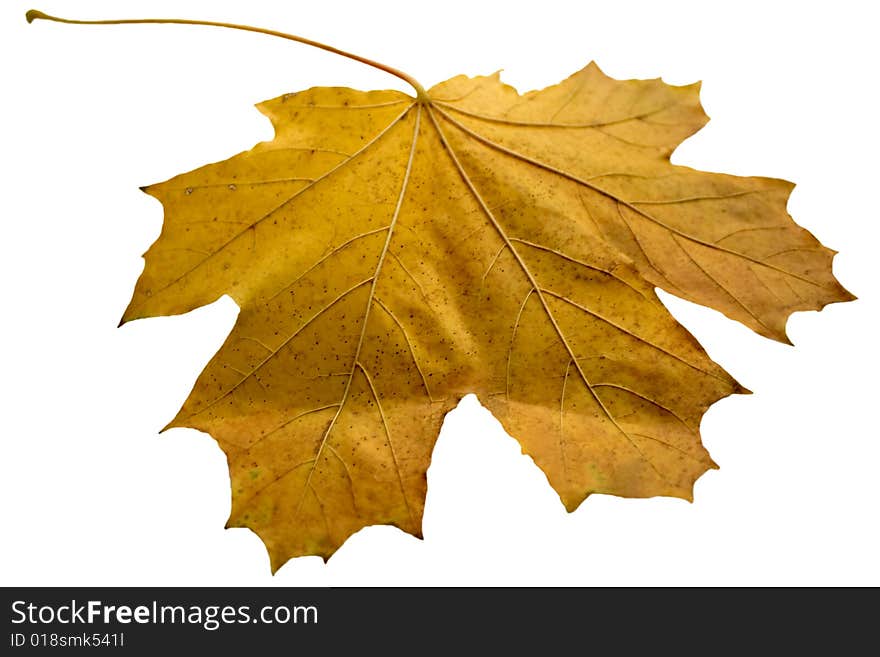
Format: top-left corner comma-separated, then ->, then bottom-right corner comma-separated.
25,9 -> 47,24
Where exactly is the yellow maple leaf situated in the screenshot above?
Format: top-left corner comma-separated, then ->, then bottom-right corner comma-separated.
29,10 -> 853,571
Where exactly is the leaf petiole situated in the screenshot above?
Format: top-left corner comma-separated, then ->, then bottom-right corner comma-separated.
25,9 -> 430,102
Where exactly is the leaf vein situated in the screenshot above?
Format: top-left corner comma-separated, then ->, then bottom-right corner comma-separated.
428,105 -> 668,482
434,106 -> 826,289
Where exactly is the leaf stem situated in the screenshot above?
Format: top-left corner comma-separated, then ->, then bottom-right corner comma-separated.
25,9 -> 430,101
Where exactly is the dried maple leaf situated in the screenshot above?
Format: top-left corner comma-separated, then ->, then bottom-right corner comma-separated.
29,11 -> 853,570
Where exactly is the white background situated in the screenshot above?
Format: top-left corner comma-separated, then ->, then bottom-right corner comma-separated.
2,0 -> 877,585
